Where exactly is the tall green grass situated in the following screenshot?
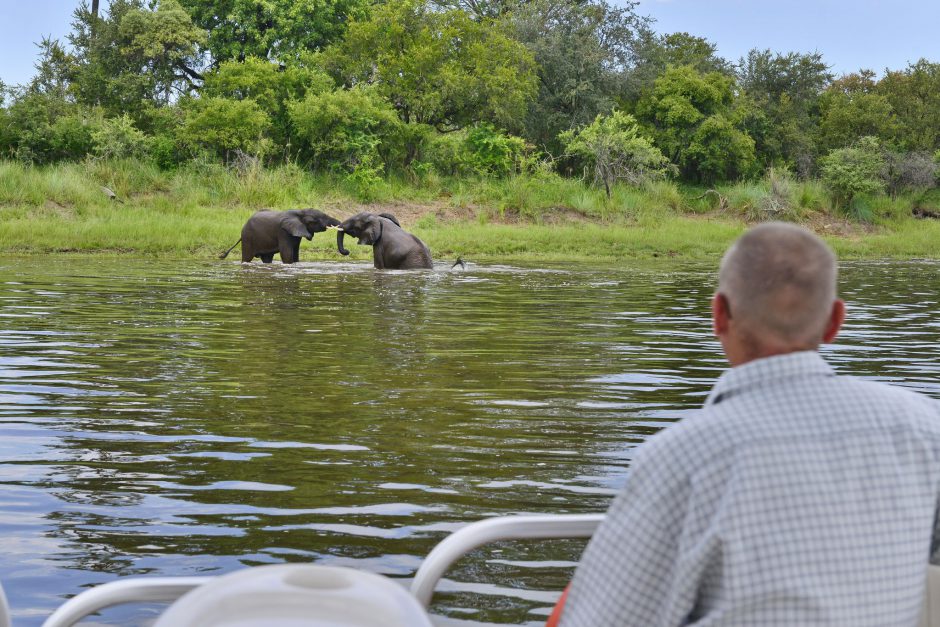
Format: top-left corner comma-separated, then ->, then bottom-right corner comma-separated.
1,158 -> 938,259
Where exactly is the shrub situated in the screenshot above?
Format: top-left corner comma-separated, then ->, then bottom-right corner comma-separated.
418,131 -> 468,176
150,133 -> 184,169
49,112 -> 98,161
91,114 -> 152,160
3,93 -> 100,163
464,123 -> 530,176
559,111 -> 674,198
883,151 -> 938,197
820,136 -> 886,213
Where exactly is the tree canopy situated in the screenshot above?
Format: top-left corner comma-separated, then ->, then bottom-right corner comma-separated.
0,0 -> 938,199
325,0 -> 537,131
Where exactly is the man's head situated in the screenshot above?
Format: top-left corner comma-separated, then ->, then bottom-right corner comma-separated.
713,222 -> 845,366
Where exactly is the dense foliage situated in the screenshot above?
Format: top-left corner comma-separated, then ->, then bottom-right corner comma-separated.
1,0 -> 939,210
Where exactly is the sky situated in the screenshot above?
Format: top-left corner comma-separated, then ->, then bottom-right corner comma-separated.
638,0 -> 940,75
2,0 -> 940,87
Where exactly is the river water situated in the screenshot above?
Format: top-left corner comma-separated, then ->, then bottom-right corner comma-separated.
0,257 -> 938,625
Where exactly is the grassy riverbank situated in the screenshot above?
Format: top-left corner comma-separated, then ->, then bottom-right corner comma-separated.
1,159 -> 939,262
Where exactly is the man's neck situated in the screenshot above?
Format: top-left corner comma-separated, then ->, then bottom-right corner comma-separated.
724,340 -> 820,368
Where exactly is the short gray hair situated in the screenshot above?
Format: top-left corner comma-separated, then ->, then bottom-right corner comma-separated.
718,222 -> 838,347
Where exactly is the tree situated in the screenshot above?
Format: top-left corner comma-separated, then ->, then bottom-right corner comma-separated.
201,55 -> 333,146
326,0 -> 537,132
69,0 -> 205,121
29,37 -> 77,100
685,114 -> 757,184
636,65 -> 757,183
2,38 -> 95,163
509,0 -> 648,153
180,96 -> 272,160
179,0 -> 371,64
817,73 -> 898,152
877,60 -> 940,152
737,49 -> 831,173
429,0 -> 518,20
559,110 -> 673,197
627,30 -> 732,102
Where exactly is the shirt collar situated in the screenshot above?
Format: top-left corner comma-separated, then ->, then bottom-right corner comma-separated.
705,350 -> 836,406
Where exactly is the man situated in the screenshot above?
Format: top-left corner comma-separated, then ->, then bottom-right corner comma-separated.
561,222 -> 940,626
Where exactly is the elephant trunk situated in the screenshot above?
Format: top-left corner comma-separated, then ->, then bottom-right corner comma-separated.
337,229 -> 350,256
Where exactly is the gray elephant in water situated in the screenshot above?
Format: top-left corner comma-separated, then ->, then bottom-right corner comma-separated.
336,212 -> 433,269
220,209 -> 341,263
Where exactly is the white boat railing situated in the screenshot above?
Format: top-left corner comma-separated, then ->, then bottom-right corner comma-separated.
42,577 -> 211,627
410,513 -> 604,607
37,513 -> 603,627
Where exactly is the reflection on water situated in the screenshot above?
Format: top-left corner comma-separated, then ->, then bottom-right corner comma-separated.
0,257 -> 938,625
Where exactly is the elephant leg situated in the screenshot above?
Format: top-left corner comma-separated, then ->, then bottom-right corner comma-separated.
279,237 -> 297,264
260,253 -> 274,263
242,248 -> 254,262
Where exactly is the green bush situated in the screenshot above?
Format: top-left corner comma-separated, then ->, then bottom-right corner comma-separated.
150,133 -> 185,169
2,93 -> 101,163
418,132 -> 468,176
416,125 -> 533,178
820,136 -> 886,214
49,112 -> 98,161
288,86 -> 403,173
464,123 -> 530,176
92,114 -> 152,160
559,111 -> 674,197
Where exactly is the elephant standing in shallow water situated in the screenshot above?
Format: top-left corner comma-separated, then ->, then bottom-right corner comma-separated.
220,209 -> 341,263
336,212 -> 433,269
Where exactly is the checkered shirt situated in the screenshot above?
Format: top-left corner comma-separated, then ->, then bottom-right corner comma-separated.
562,351 -> 940,626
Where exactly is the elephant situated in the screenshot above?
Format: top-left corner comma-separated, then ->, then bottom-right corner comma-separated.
219,209 -> 341,263
336,212 -> 433,270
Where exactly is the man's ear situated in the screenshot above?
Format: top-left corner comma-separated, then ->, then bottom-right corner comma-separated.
712,292 -> 731,338
822,299 -> 845,344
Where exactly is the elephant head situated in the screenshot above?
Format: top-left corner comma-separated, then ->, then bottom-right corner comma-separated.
335,211 -> 432,269
284,209 -> 341,240
336,212 -> 388,256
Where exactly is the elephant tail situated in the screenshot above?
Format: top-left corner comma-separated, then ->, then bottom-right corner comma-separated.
451,257 -> 466,270
219,238 -> 241,260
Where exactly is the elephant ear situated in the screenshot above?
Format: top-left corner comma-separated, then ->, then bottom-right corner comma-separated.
359,217 -> 383,245
377,212 -> 401,227
281,214 -> 312,240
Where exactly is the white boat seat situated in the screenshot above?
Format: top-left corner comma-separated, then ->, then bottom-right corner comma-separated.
153,564 -> 433,627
